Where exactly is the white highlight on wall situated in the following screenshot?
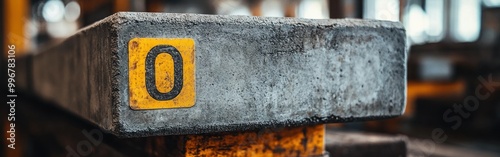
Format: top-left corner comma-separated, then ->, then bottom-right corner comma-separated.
451,0 -> 481,42
425,0 -> 445,42
363,0 -> 400,22
42,0 -> 65,22
484,0 -> 500,7
262,0 -> 284,17
298,0 -> 329,19
64,1 -> 81,22
404,4 -> 429,45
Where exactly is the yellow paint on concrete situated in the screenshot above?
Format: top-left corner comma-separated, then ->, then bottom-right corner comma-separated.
128,38 -> 195,110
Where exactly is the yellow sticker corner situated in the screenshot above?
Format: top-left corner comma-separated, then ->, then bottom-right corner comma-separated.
128,38 -> 195,110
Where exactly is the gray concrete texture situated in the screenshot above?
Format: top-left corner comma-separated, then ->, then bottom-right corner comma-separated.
23,12 -> 407,137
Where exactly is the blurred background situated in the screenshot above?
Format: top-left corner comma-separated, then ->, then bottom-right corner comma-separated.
2,0 -> 500,156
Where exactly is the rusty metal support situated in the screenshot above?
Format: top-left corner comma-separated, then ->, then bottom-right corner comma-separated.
184,125 -> 325,157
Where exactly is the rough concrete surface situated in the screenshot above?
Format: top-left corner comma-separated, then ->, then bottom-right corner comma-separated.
21,12 -> 407,137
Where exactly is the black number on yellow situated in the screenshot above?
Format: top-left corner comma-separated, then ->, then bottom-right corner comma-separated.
145,45 -> 183,100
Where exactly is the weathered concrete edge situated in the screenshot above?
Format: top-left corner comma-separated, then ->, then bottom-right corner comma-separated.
57,13 -> 122,135
41,12 -> 407,137
105,12 -> 407,137
109,12 -> 405,30
118,115 -> 400,138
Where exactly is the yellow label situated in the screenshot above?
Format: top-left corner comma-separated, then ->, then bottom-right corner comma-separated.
128,38 -> 195,110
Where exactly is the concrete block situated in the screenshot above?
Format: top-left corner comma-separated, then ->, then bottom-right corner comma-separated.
22,12 -> 407,137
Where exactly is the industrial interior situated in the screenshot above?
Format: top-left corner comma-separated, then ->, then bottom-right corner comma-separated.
2,0 -> 500,157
